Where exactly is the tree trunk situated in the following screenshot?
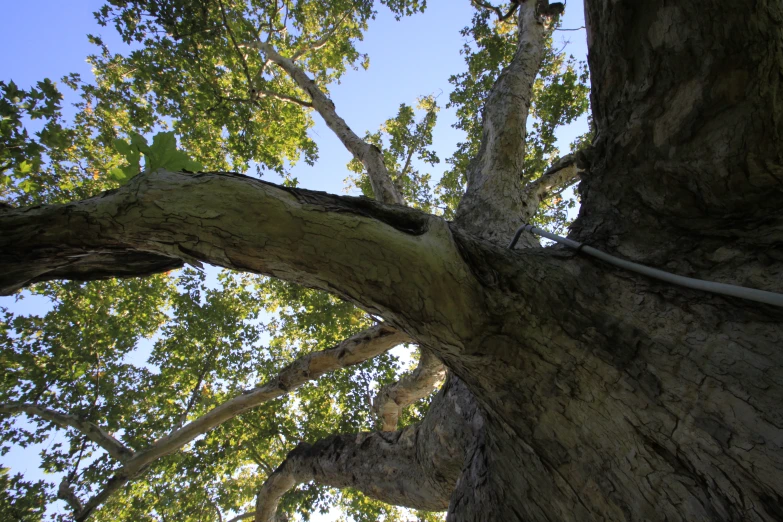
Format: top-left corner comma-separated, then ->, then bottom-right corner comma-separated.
442,0 -> 783,520
2,0 -> 782,520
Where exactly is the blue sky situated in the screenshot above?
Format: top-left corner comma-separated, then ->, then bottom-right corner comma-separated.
1,1 -> 588,519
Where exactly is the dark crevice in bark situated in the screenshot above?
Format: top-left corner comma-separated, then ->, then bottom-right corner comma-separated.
201,173 -> 429,234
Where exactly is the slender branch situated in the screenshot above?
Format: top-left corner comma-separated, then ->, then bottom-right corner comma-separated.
217,0 -> 255,92
373,348 -> 446,431
290,11 -> 352,61
244,41 -> 404,205
71,324 -> 408,520
218,0 -> 314,109
471,0 -> 519,22
251,88 -> 313,108
227,512 -> 257,522
174,343 -> 220,430
520,152 -> 581,218
58,477 -> 85,514
0,403 -> 133,463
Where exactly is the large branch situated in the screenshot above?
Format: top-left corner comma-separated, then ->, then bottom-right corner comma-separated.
71,323 -> 408,520
0,403 -> 133,462
520,153 -> 581,220
246,42 -> 404,205
455,0 -> 562,246
255,376 -> 481,522
373,348 -> 446,431
0,170 -> 480,336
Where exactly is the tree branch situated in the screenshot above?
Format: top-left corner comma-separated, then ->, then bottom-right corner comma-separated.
250,88 -> 313,108
0,403 -> 133,462
373,348 -> 446,431
57,477 -> 85,514
290,11 -> 352,61
0,170 -> 481,344
245,42 -> 404,205
255,376 -> 480,522
470,0 -> 519,22
217,0 -> 255,94
520,153 -> 581,219
70,323 -> 408,520
454,1 -> 551,246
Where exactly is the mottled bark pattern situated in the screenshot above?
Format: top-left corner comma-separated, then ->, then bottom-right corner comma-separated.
573,0 -> 783,293
1,1 -> 782,521
455,0 -> 547,247
373,347 -> 447,431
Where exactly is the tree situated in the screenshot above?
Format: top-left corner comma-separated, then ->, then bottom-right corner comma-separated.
2,0 -> 782,520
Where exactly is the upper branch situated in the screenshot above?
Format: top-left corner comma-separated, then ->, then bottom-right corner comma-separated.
251,88 -> 313,108
454,0 -> 554,246
290,12 -> 352,61
471,0 -> 519,22
0,403 -> 133,462
520,152 -> 581,220
245,42 -> 404,205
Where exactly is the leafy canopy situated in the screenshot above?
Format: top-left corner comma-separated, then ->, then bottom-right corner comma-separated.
1,0 -> 589,520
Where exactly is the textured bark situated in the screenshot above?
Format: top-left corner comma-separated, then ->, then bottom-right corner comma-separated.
572,0 -> 783,291
442,228 -> 783,522
455,0 -> 552,247
3,0 -> 783,520
255,376 -> 482,522
0,170 -> 486,333
373,348 -> 447,431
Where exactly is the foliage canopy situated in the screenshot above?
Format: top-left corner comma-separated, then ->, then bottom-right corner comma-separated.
0,0 -> 589,519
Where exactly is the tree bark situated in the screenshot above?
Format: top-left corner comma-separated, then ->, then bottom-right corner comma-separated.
373,347 -> 446,431
573,0 -> 783,292
455,0 -> 557,246
2,1 -> 783,520
255,376 -> 482,521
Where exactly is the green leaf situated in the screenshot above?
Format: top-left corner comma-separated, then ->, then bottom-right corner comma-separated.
111,137 -> 142,184
129,132 -> 150,153
108,167 -> 133,184
17,161 -> 33,175
145,131 -> 203,173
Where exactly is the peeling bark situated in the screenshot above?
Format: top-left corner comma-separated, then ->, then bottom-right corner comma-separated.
520,152 -> 581,221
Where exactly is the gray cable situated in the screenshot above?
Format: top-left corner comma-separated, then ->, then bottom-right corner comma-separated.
509,224 -> 783,308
